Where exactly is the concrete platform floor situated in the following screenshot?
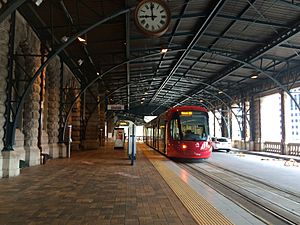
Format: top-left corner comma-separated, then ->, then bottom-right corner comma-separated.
0,143 -> 197,225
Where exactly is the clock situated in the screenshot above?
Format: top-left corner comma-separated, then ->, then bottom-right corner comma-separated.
134,0 -> 171,37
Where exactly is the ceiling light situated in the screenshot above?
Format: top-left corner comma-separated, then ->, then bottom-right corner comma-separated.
199,99 -> 204,103
77,59 -> 83,66
33,0 -> 44,6
77,37 -> 87,44
61,36 -> 68,42
218,91 -> 223,94
96,72 -> 100,75
160,48 -> 168,54
142,97 -> 145,100
141,101 -> 144,104
251,75 -> 258,79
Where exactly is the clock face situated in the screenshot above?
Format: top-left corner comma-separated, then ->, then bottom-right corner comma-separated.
135,0 -> 171,37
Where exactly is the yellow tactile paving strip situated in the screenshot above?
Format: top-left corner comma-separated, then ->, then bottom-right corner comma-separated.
142,146 -> 234,225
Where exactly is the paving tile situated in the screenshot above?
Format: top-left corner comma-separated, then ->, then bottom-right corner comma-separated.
0,142 -> 197,225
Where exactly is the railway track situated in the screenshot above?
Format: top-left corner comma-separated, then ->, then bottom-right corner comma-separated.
179,162 -> 300,225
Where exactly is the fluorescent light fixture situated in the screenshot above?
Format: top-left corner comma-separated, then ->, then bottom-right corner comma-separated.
142,97 -> 145,100
218,91 -> 223,94
251,75 -> 258,79
160,48 -> 168,54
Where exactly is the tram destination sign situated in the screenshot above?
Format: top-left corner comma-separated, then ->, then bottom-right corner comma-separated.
107,104 -> 125,110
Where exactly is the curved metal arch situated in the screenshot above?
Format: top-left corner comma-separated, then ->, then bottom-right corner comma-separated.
205,90 -> 248,138
62,49 -> 185,140
192,48 -> 300,111
183,76 -> 235,102
66,76 -> 233,139
187,96 -> 231,137
79,76 -> 158,133
150,72 -> 242,114
182,92 -> 243,139
10,8 -> 132,145
75,74 -> 243,142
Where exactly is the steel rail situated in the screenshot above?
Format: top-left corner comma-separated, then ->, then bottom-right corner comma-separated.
180,163 -> 300,225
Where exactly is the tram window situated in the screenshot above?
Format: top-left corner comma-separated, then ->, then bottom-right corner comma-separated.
159,121 -> 165,140
180,112 -> 208,141
170,119 -> 180,140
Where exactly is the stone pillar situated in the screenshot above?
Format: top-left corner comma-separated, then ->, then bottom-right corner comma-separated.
46,57 -> 61,158
23,75 -> 41,166
38,49 -> 50,157
250,96 -> 261,151
240,98 -> 251,149
0,16 -> 9,151
70,80 -> 81,151
221,106 -> 231,138
81,89 -> 100,150
2,151 -> 20,177
107,115 -> 114,139
280,91 -> 287,155
22,40 -> 41,166
0,16 -> 20,177
82,110 -> 100,149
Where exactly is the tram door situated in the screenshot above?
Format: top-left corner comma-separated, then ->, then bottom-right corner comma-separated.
159,119 -> 166,153
154,125 -> 159,150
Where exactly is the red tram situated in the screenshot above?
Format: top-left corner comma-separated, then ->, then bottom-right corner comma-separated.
144,106 -> 212,159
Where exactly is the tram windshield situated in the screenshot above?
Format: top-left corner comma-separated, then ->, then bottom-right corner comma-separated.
180,111 -> 208,141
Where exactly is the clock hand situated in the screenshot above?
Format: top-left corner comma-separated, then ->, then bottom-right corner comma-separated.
139,15 -> 152,18
150,3 -> 155,21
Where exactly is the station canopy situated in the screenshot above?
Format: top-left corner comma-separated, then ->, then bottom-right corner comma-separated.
17,0 -> 300,119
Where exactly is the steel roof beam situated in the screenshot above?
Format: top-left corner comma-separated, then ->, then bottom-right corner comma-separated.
217,14 -> 289,29
278,0 -> 300,9
150,0 -> 227,102
0,0 -> 26,24
149,0 -> 191,93
208,20 -> 300,86
156,0 -> 256,103
176,26 -> 300,108
204,33 -> 266,45
178,0 -> 256,80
